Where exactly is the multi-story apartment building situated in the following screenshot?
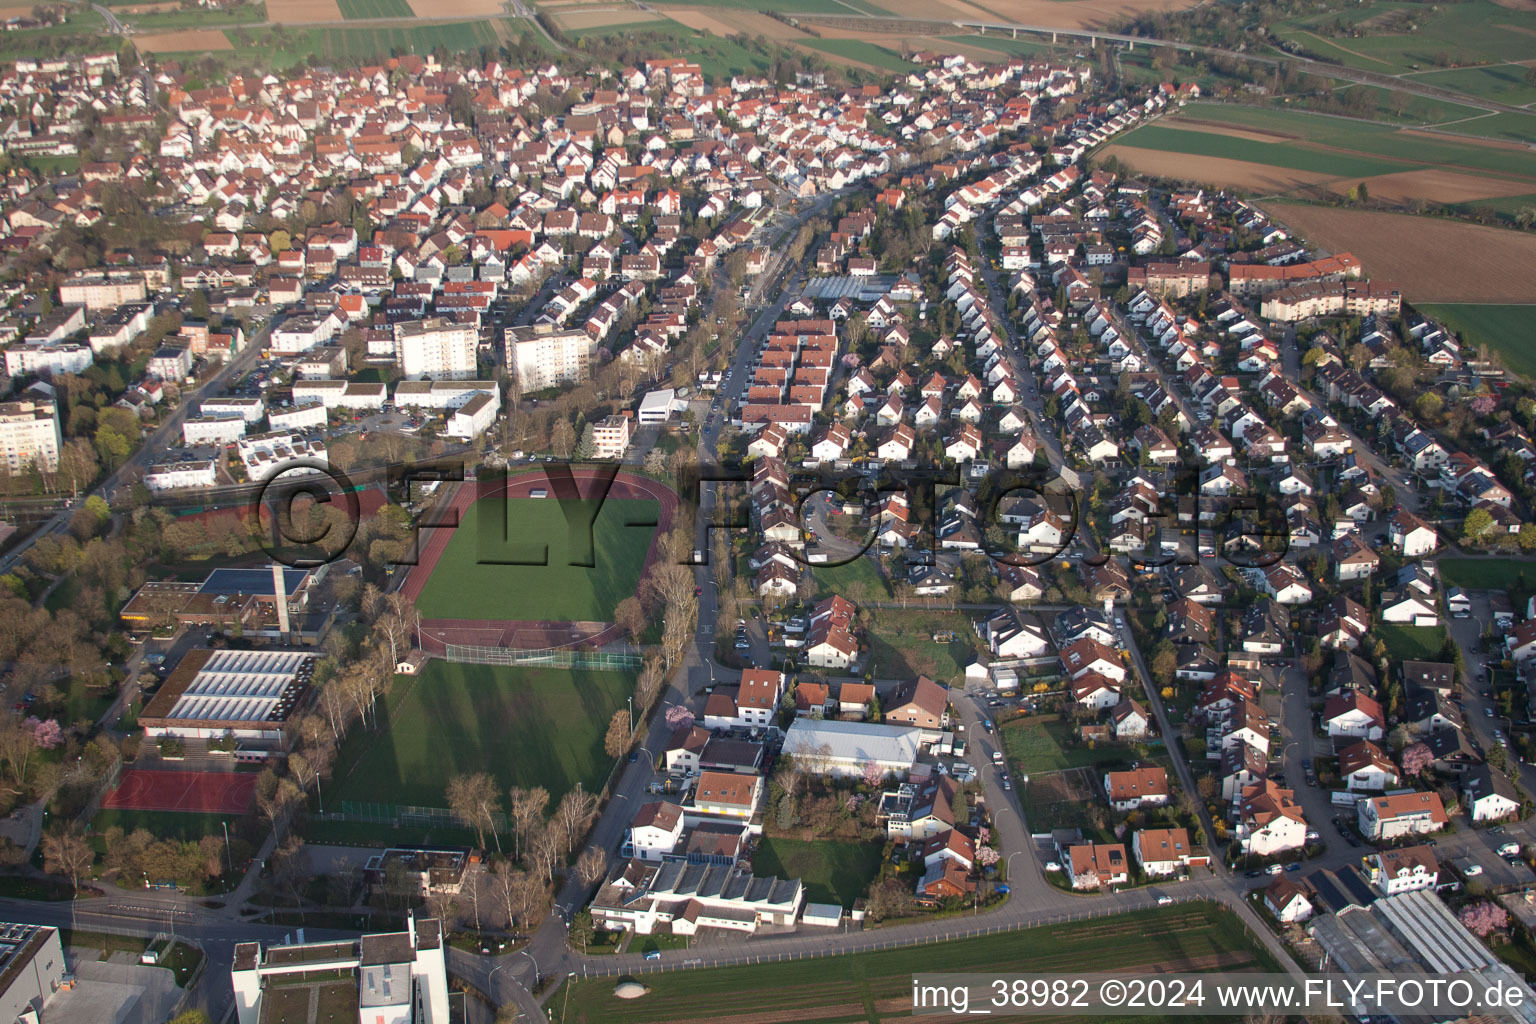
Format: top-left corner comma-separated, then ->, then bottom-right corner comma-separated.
394,317 -> 478,380
0,399 -> 62,472
506,324 -> 592,391
58,269 -> 147,310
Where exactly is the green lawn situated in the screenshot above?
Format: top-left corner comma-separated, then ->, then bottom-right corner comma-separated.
331,661 -> 634,808
336,0 -> 415,19
89,809 -> 232,843
750,837 -> 882,908
1108,122 -> 1410,180
1374,623 -> 1449,662
553,903 -> 1280,1024
1000,713 -> 1129,773
795,38 -> 914,74
414,496 -> 657,621
1270,0 -> 1536,73
1438,558 -> 1536,596
123,5 -> 265,29
812,554 -> 890,600
1402,65 -> 1536,108
1415,303 -> 1536,380
204,19 -> 509,67
863,607 -> 975,683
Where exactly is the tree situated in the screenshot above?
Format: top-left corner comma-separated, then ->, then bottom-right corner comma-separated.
664,705 -> 694,730
1458,900 -> 1509,937
613,596 -> 646,643
508,785 -> 549,861
574,846 -> 608,888
975,845 -> 1000,868
446,772 -> 501,851
603,708 -> 631,759
554,788 -> 598,853
1463,507 -> 1495,543
41,825 -> 93,892
551,419 -> 576,459
1401,742 -> 1433,777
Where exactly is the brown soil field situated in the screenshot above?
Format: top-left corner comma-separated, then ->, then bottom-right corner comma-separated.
1492,0 -> 1536,11
1263,203 -> 1536,303
875,0 -> 1200,29
660,6 -> 798,36
133,28 -> 234,50
266,0 -> 341,21
554,5 -> 661,28
1342,167 -> 1535,203
1096,144 -> 1336,193
117,2 -> 182,12
661,6 -> 799,36
407,0 -> 504,14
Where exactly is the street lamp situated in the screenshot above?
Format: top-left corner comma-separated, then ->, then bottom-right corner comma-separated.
627,696 -> 634,733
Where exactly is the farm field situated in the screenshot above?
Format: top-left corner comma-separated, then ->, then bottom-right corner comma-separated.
553,902 -> 1279,1024
406,0 -> 505,14
135,28 -> 235,51
657,6 -> 800,38
554,6 -> 665,31
1261,203 -> 1536,304
750,837 -> 883,907
1097,103 -> 1536,206
1000,713 -> 1130,773
121,5 -> 266,29
1417,303 -> 1536,379
265,0 -> 343,22
331,661 -> 634,808
1375,623 -> 1450,663
337,0 -> 415,19
1402,64 -> 1536,108
413,496 -> 657,622
1269,0 -> 1536,73
567,20 -> 777,79
869,0 -> 1203,29
649,0 -> 869,11
795,37 -> 914,73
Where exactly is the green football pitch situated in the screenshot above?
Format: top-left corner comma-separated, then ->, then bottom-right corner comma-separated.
333,660 -> 635,807
415,496 -> 659,621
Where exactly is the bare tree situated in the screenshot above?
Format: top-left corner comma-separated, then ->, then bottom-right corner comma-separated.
529,824 -> 562,883
446,772 -> 502,851
553,788 -> 598,853
574,847 -> 608,888
603,709 -> 632,760
40,825 -> 92,892
508,785 -> 549,862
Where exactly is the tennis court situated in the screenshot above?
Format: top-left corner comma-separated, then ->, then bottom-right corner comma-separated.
101,769 -> 259,814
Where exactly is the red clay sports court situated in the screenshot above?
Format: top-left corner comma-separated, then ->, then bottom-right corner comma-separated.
101,769 -> 259,814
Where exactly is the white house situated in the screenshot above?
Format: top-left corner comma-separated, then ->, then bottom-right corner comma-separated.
1357,791 -> 1447,842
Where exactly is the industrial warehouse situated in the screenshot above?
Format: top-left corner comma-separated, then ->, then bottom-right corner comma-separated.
137,648 -> 318,750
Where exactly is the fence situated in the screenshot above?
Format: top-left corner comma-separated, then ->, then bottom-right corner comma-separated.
442,644 -> 641,670
334,800 -> 509,832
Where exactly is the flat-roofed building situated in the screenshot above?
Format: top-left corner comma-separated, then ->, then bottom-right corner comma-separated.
0,399 -> 61,473
0,922 -> 65,1024
591,415 -> 632,458
506,324 -> 592,391
394,317 -> 478,380
138,648 -> 317,749
58,269 -> 147,309
232,917 -> 449,1024
783,719 -> 924,780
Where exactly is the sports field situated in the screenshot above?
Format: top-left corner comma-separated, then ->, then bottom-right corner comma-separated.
332,660 -> 634,807
553,902 -> 1280,1024
1416,303 -> 1536,379
413,496 -> 658,622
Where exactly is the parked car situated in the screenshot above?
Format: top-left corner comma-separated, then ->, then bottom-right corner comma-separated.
1266,863 -> 1284,875
1499,842 -> 1522,857
644,950 -> 662,961
1157,895 -> 1174,905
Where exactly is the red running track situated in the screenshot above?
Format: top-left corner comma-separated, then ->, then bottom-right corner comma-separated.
101,768 -> 259,814
399,468 -> 679,655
